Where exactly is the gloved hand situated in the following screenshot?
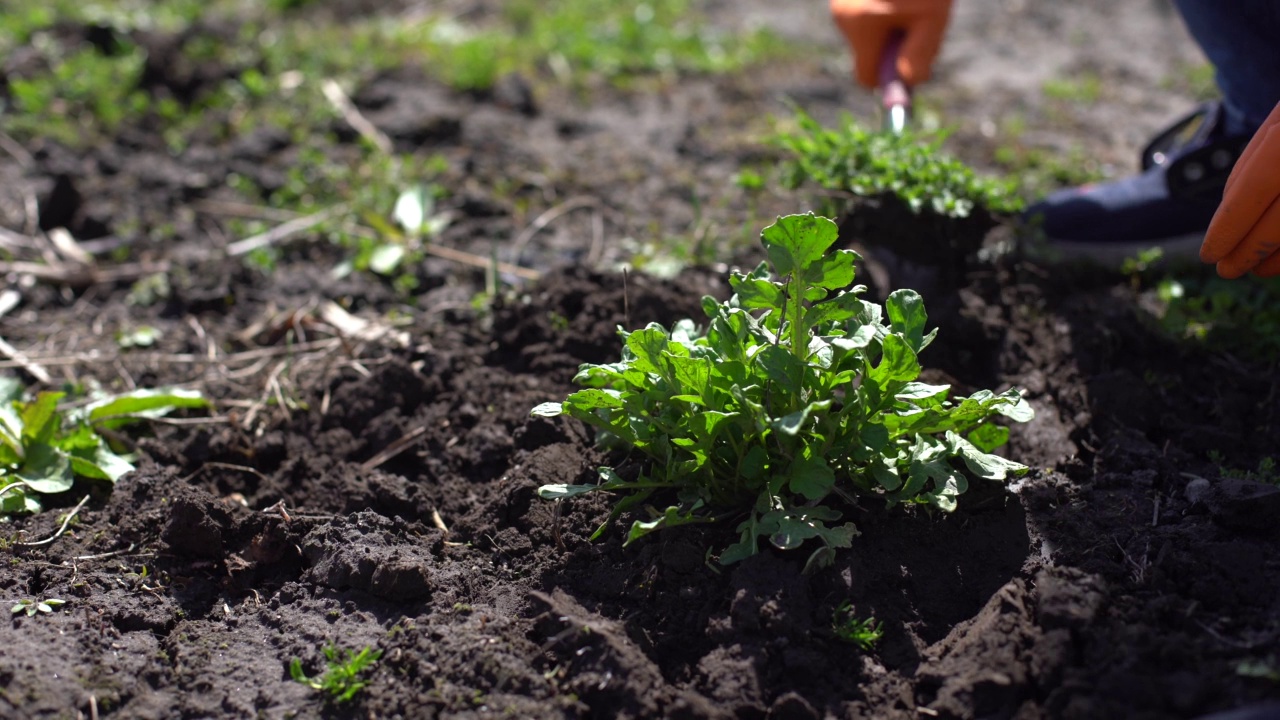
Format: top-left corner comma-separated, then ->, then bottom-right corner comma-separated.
830,0 -> 954,89
1201,102 -> 1280,278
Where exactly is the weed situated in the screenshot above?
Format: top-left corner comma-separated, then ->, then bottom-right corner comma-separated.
1238,657 -> 1280,683
534,214 -> 1032,569
832,601 -> 883,650
773,109 -> 1023,220
11,597 -> 66,617
289,644 -> 382,703
1042,73 -> 1102,105
1145,273 -> 1280,360
1208,451 -> 1279,486
0,379 -> 208,514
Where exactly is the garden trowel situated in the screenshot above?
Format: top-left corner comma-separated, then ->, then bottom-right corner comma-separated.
878,31 -> 911,135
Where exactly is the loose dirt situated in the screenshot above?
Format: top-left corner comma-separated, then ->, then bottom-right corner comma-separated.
2,2 -> 1278,719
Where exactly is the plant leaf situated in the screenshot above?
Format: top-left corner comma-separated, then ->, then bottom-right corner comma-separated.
369,244 -> 406,275
84,388 -> 209,429
761,213 -> 838,277
17,443 -> 74,494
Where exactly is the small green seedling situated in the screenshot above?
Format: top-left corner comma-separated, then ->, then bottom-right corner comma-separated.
11,598 -> 66,617
832,601 -> 883,650
0,379 -> 208,514
534,213 -> 1032,569
289,644 -> 382,703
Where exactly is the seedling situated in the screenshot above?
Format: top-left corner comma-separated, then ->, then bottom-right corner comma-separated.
832,601 -> 883,650
534,214 -> 1032,569
0,379 -> 208,514
289,644 -> 382,703
11,597 -> 66,617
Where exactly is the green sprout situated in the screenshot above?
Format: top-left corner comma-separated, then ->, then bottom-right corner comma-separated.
11,597 -> 66,617
533,213 -> 1032,570
289,644 -> 382,703
832,601 -> 883,650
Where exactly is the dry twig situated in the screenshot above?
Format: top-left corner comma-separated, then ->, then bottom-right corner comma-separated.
15,495 -> 91,547
321,78 -> 393,153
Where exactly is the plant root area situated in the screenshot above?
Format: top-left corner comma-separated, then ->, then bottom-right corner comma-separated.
2,2 -> 1279,719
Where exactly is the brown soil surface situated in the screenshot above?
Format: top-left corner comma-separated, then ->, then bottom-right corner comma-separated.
2,2 -> 1278,719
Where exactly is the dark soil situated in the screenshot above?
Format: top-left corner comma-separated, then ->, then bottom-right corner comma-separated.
3,3 -> 1279,719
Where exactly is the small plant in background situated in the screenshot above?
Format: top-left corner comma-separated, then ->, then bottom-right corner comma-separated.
534,214 -> 1032,569
1208,451 -> 1279,486
290,644 -> 382,703
832,601 -> 883,650
1149,274 -> 1280,361
772,109 -> 1023,220
0,379 -> 208,514
10,597 -> 66,618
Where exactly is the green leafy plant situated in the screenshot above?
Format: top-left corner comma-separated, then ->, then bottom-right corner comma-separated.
1208,451 -> 1279,486
289,644 -> 382,703
10,597 -> 66,617
0,379 -> 208,514
772,109 -> 1023,219
832,601 -> 883,650
533,214 -> 1032,568
1149,274 -> 1280,361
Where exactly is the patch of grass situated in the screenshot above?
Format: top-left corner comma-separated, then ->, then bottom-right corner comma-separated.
772,109 -> 1024,220
2,0 -> 785,148
1042,72 -> 1102,105
1161,62 -> 1219,102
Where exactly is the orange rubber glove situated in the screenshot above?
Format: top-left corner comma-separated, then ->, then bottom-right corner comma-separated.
830,0 -> 954,89
1201,102 -> 1280,278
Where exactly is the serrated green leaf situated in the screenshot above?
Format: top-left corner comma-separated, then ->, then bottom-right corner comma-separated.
563,388 -> 624,410
789,455 -> 835,501
761,213 -> 838,277
967,423 -> 1010,453
868,334 -> 920,388
729,276 -> 784,310
770,406 -> 812,436
947,431 -> 1027,480
624,325 -> 670,376
886,289 -> 928,352
757,345 -> 803,395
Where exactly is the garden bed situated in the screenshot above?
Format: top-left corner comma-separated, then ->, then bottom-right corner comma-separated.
2,2 -> 1278,719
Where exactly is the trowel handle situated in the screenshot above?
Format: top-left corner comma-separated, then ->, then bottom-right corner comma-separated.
879,30 -> 911,134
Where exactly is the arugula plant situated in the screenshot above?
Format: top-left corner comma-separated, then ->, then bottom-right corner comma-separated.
772,109 -> 1023,219
0,378 -> 208,514
290,644 -> 382,703
533,213 -> 1032,568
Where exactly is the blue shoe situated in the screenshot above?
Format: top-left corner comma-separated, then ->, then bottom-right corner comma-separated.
1025,103 -> 1252,262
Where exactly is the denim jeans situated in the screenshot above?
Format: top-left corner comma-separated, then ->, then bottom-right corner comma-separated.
1174,0 -> 1280,134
